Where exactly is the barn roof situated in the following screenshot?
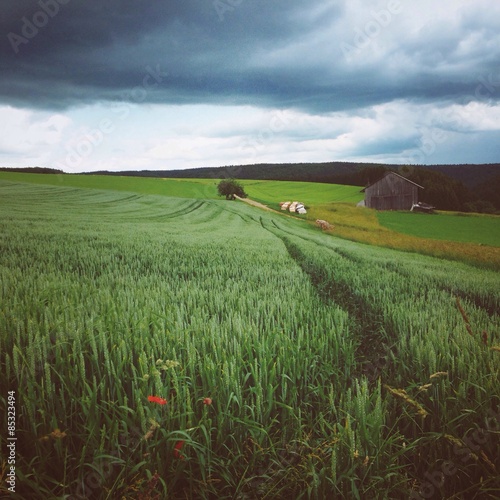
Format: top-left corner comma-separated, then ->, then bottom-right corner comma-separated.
360,171 -> 424,192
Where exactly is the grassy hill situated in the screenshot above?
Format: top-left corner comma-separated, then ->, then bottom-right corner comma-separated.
1,170 -> 499,268
241,180 -> 363,206
0,171 -> 363,206
0,171 -> 220,199
4,162 -> 500,212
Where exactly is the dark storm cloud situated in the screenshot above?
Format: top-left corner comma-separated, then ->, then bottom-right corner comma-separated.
1,0 -> 499,112
1,0 -> 336,109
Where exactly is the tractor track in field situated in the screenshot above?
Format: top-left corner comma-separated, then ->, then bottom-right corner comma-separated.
163,200 -> 205,219
258,217 -> 395,382
332,246 -> 499,319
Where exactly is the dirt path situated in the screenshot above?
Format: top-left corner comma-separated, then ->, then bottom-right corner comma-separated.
234,195 -> 275,212
234,196 -> 309,224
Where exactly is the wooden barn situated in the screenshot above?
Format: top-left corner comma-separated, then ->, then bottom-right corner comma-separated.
361,172 -> 423,211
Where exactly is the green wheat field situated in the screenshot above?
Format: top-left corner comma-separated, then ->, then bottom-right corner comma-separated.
0,177 -> 499,499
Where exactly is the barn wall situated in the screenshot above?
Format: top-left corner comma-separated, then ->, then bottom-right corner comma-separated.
365,173 -> 418,210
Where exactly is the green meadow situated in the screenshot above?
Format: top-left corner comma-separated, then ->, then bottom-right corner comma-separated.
0,172 -> 363,207
0,171 -> 219,200
0,178 -> 499,499
240,179 -> 364,207
378,210 -> 500,247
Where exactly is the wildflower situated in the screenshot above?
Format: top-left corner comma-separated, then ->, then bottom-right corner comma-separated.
147,395 -> 167,405
38,428 -> 67,442
156,359 -> 181,371
164,360 -> 180,369
50,428 -> 67,439
174,440 -> 185,460
203,397 -> 212,405
144,419 -> 160,441
143,429 -> 155,441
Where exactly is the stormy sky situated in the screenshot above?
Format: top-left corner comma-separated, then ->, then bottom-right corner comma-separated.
1,0 -> 499,172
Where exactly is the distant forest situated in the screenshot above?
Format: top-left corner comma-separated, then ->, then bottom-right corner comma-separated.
2,162 -> 499,213
87,162 -> 500,213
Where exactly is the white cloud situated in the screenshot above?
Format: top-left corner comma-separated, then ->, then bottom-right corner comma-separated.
0,106 -> 72,163
2,94 -> 500,173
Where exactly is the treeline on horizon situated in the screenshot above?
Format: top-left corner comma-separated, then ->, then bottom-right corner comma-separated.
1,162 -> 499,213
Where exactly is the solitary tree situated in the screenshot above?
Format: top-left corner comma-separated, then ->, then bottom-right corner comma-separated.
217,179 -> 247,200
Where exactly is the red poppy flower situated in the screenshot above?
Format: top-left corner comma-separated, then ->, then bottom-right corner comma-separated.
203,397 -> 212,405
147,395 -> 167,405
174,440 -> 185,459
